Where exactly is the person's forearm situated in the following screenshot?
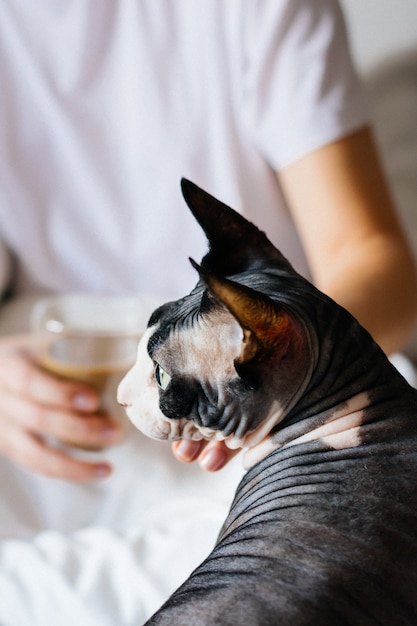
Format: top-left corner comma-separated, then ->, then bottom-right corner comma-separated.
278,128 -> 417,356
317,232 -> 417,355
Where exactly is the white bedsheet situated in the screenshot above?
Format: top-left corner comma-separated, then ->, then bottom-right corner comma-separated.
0,430 -> 243,625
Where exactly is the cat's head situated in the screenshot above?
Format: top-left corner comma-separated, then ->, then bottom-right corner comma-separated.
118,179 -> 323,451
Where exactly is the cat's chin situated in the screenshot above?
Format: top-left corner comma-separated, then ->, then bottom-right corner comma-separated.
128,412 -> 206,442
127,412 -> 171,440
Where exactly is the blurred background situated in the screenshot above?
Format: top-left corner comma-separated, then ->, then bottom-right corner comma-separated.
341,0 -> 417,72
342,0 -> 417,360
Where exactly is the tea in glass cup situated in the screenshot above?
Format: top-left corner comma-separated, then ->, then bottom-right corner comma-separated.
31,294 -> 153,450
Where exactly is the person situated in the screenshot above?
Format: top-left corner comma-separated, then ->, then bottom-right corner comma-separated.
0,1 -> 416,624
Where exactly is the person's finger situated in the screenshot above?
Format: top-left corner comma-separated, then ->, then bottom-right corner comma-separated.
0,346 -> 100,412
172,439 -> 240,471
0,424 -> 112,482
171,439 -> 206,463
198,441 -> 240,472
0,384 -> 122,448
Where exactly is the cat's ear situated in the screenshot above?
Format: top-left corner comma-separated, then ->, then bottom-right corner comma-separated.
190,259 -> 301,369
181,178 -> 292,276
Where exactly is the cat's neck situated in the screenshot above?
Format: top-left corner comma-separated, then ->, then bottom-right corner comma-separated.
234,297 -> 413,469
242,390 -> 371,469
242,358 -> 414,470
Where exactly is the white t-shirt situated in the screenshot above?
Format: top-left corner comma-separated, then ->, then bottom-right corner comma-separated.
0,2 -> 368,625
0,0 -> 367,302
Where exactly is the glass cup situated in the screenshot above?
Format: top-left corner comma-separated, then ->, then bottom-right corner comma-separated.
30,293 -> 153,450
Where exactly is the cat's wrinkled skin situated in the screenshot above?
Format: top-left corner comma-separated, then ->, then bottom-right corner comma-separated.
118,180 -> 417,625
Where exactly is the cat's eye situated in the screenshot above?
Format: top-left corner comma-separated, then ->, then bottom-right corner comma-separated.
154,363 -> 172,390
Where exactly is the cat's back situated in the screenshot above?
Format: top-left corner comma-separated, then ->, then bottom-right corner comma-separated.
146,426 -> 417,625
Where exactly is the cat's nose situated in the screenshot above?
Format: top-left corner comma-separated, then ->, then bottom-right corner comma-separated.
117,377 -> 131,408
118,366 -> 139,409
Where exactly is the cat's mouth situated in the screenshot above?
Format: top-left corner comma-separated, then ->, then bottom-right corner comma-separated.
123,406 -> 207,442
124,406 -> 233,444
130,408 -> 285,452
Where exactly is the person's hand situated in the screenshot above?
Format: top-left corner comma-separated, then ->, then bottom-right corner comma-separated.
0,334 -> 123,481
172,439 -> 240,471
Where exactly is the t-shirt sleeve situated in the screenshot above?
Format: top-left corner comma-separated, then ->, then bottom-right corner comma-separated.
242,0 -> 368,169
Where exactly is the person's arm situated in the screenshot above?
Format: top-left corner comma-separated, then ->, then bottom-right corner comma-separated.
174,127 -> 417,471
278,126 -> 417,356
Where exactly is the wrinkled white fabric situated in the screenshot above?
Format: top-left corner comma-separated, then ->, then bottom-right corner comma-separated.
0,398 -> 244,625
0,504 -> 231,626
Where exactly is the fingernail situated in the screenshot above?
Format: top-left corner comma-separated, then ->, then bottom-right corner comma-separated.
175,440 -> 201,462
199,447 -> 228,472
73,392 -> 97,411
94,464 -> 112,478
